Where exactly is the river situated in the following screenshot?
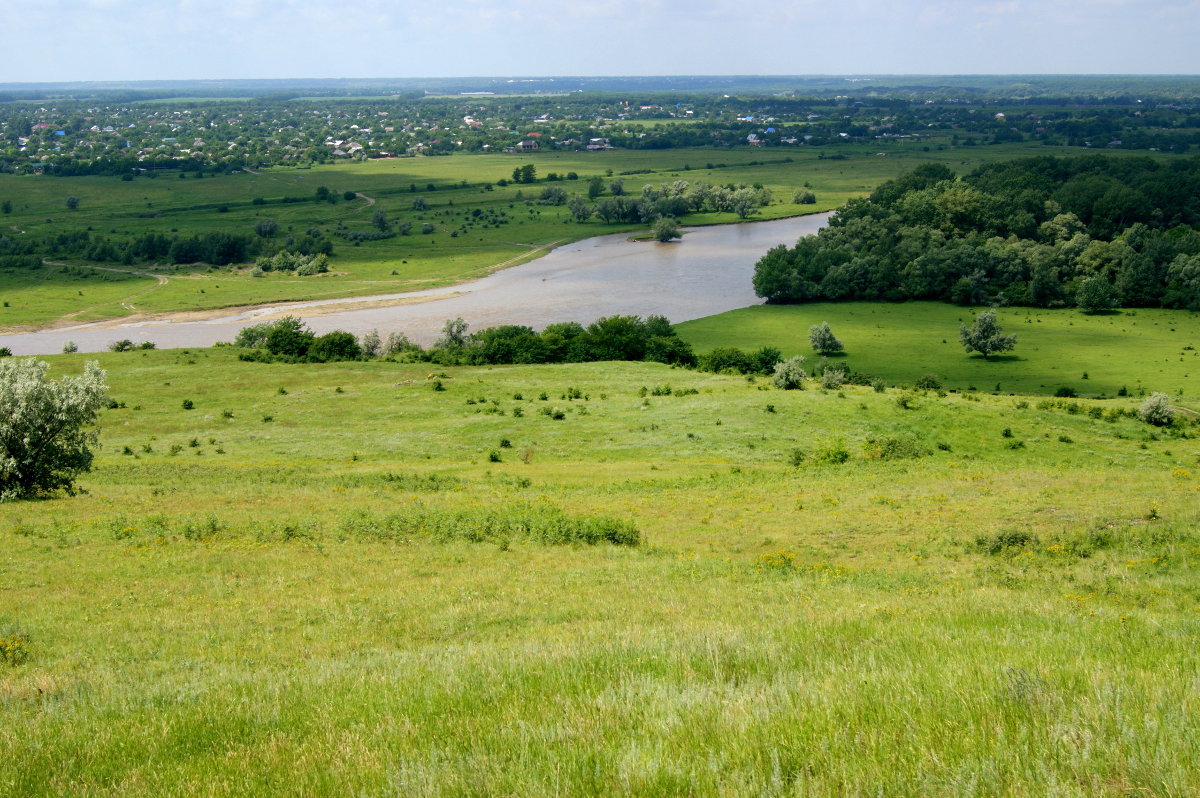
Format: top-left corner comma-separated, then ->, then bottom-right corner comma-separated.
0,213 -> 831,355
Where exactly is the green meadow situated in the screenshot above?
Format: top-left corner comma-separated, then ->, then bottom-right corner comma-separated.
2,346 -> 1198,796
678,303 -> 1200,403
0,141 -> 1113,330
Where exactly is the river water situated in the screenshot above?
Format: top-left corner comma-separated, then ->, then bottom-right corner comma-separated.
0,213 -> 830,355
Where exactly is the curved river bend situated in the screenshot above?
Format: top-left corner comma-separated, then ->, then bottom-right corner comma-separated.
1,213 -> 830,355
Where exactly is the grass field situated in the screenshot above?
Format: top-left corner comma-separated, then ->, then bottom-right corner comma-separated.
677,302 -> 1200,404
0,140 -> 1128,330
2,347 -> 1199,796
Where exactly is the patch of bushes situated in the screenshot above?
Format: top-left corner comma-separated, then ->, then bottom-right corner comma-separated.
863,434 -> 929,461
975,530 -> 1037,555
339,503 -> 641,546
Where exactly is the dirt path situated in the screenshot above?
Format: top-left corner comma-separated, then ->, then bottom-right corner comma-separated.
355,192 -> 376,211
45,261 -> 171,320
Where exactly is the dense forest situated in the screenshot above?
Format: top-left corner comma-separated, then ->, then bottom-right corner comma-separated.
753,155 -> 1200,311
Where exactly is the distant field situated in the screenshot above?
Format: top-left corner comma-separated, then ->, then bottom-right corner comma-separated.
677,302 -> 1200,403
1,350 -> 1197,796
0,140 -> 1127,330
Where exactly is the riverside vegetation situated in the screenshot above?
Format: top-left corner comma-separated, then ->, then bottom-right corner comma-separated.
0,142 -> 1170,332
1,335 -> 1198,796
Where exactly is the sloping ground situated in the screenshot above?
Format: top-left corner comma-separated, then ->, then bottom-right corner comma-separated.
2,352 -> 1198,796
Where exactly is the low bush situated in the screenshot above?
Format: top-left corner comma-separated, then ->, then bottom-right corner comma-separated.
339,503 -> 640,546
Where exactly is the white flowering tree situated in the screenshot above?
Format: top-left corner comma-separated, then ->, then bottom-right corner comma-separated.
0,359 -> 107,500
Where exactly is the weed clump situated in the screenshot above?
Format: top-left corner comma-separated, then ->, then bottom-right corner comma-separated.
340,503 -> 640,546
863,435 -> 929,461
975,530 -> 1037,555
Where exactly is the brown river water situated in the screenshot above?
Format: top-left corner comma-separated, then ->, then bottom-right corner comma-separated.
0,213 -> 830,355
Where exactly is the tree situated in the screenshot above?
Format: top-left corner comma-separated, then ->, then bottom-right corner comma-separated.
254,218 -> 279,238
411,196 -> 428,211
959,310 -> 1016,359
652,216 -> 681,242
1,200 -> 11,214
359,329 -> 382,358
65,196 -> 79,210
307,330 -> 361,362
808,322 -> 844,355
372,209 -> 391,233
793,190 -> 816,205
1075,274 -> 1120,314
264,316 -> 316,358
436,317 -> 468,349
567,194 -> 592,222
0,359 -> 107,500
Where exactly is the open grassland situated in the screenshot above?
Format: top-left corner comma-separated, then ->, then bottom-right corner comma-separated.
678,302 -> 1200,404
2,348 -> 1199,796
0,140 -> 1119,330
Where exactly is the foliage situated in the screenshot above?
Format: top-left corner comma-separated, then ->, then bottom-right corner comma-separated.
754,156 -> 1200,311
819,366 -> 847,390
0,358 -> 107,500
652,216 -> 681,242
959,310 -> 1017,359
307,331 -> 362,363
1138,392 -> 1175,426
914,373 -> 944,391
771,355 -> 807,390
808,321 -> 844,355
1075,274 -> 1121,314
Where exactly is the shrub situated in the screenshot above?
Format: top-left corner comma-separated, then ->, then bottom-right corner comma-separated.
812,441 -> 851,464
819,367 -> 846,390
975,530 -> 1037,555
62,341 -> 78,354
108,339 -> 134,352
0,359 -> 108,500
181,399 -> 194,410
771,356 -> 807,390
307,330 -> 361,362
1138,392 -> 1174,426
863,435 -> 929,461
1054,386 -> 1077,398
0,632 -> 30,666
914,373 -> 943,391
871,377 -> 887,393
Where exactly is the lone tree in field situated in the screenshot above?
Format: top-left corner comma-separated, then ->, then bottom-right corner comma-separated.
0,359 -> 107,500
1075,274 -> 1121,314
652,216 -> 681,243
808,322 -> 844,355
959,310 -> 1016,360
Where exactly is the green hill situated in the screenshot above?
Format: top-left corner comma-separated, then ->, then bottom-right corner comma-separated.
2,349 -> 1198,796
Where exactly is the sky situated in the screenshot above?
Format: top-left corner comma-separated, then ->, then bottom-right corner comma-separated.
2,0 -> 1198,83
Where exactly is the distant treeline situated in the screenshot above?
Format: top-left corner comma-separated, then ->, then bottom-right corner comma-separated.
754,155 -> 1200,310
0,228 -> 331,267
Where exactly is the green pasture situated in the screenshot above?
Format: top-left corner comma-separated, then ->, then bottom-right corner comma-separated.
2,349 -> 1199,796
678,302 -> 1200,403
0,141 -> 1115,329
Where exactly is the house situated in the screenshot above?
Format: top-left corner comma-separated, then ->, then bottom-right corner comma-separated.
516,139 -> 539,151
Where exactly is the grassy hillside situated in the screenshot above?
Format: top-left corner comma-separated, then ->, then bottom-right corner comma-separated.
2,349 -> 1198,796
678,302 -> 1200,403
0,141 -> 1120,330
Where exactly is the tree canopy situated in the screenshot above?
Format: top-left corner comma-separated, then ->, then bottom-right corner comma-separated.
0,359 -> 108,500
754,155 -> 1200,311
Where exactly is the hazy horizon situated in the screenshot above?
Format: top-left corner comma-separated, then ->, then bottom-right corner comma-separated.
2,1 -> 1197,84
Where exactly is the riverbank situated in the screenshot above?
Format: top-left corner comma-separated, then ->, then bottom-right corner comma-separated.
0,213 -> 831,355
